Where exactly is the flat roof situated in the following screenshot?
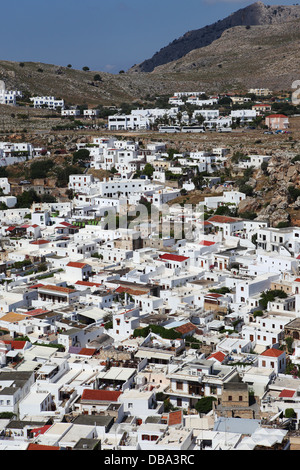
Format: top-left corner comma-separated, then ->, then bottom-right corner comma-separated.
97,367 -> 136,382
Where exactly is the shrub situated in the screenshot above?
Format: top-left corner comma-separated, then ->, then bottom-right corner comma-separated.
239,183 -> 253,197
288,185 -> 300,202
30,159 -> 54,179
195,396 -> 217,414
259,289 -> 288,310
72,148 -> 90,164
285,408 -> 296,419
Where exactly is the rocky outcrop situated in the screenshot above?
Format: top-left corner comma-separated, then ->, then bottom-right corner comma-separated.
130,2 -> 300,73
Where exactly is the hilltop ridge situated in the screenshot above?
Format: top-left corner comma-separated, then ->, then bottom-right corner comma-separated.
129,2 -> 300,73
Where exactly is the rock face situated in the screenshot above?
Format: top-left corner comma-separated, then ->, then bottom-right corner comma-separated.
237,151 -> 300,227
130,2 -> 300,73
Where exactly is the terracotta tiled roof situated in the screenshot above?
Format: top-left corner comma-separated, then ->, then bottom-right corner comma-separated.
279,389 -> 295,398
78,348 -> 97,357
207,351 -> 226,363
205,293 -> 223,298
24,309 -> 49,316
208,215 -> 240,224
175,322 -> 197,335
30,239 -> 50,245
3,340 -> 27,350
66,261 -> 88,269
199,240 -> 215,246
75,280 -> 102,288
266,114 -> 287,118
27,443 -> 60,451
260,348 -> 284,357
159,253 -> 189,262
81,389 -> 122,402
30,425 -> 52,437
39,285 -> 75,293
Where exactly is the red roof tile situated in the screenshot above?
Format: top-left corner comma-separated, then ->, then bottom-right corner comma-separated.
30,425 -> 52,437
25,309 -> 49,316
159,253 -> 189,263
260,348 -> 284,358
199,240 -> 215,246
208,215 -> 240,224
78,348 -> 97,357
67,261 -> 88,269
30,239 -> 50,245
3,340 -> 27,350
75,280 -> 102,288
279,389 -> 295,398
205,293 -> 223,298
81,389 -> 122,402
39,284 -> 75,293
175,322 -> 197,335
266,114 -> 287,118
207,351 -> 226,363
27,443 -> 60,451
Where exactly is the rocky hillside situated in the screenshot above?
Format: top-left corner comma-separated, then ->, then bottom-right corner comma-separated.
149,19 -> 300,91
130,2 -> 300,73
0,60 -> 226,106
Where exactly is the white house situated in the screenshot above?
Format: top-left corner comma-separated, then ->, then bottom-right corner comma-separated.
258,348 -> 286,374
30,96 -> 65,110
65,261 -> 92,283
230,109 -> 257,123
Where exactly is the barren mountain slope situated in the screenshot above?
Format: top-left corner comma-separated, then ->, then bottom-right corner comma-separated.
149,20 -> 300,91
130,1 -> 300,73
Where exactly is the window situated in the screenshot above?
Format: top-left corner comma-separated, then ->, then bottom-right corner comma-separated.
176,381 -> 183,390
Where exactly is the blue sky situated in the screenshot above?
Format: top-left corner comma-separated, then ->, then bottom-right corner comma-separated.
1,0 -> 296,73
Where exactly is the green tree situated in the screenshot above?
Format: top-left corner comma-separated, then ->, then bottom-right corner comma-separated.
142,163 -> 154,178
16,189 -> 41,208
261,161 -> 269,175
259,289 -> 288,310
239,183 -> 253,197
285,408 -> 296,419
54,165 -> 84,187
41,194 -> 57,203
288,185 -> 300,202
195,396 -> 217,414
30,159 -> 54,179
72,148 -> 90,164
